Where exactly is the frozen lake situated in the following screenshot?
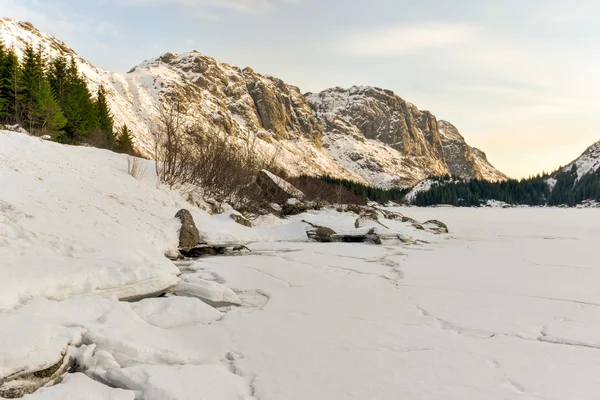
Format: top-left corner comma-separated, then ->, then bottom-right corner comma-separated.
3,207 -> 599,400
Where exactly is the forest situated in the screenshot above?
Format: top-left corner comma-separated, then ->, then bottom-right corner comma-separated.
0,42 -> 133,153
414,168 -> 600,207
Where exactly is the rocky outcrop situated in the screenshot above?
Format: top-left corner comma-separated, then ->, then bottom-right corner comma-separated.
256,170 -> 305,202
230,213 -> 252,227
308,87 -> 507,185
438,121 -> 507,181
175,209 -> 200,250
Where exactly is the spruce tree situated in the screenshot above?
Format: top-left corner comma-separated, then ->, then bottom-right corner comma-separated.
37,77 -> 66,132
95,85 -> 114,144
0,48 -> 20,124
116,124 -> 134,154
0,42 -> 6,120
18,44 -> 43,130
49,57 -> 97,141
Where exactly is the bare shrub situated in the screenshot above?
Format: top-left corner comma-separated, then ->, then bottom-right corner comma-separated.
153,102 -> 198,189
127,155 -> 147,180
152,103 -> 279,214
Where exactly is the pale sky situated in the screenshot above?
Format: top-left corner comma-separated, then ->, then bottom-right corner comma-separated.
2,0 -> 599,178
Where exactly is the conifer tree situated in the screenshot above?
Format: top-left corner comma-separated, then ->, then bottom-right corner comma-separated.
116,124 -> 134,154
49,57 -> 97,141
37,77 -> 67,132
95,85 -> 114,143
0,42 -> 6,119
18,45 -> 65,133
18,44 -> 43,130
0,47 -> 20,123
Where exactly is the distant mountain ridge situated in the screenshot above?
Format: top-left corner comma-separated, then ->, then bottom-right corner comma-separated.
0,17 -> 507,187
407,140 -> 600,207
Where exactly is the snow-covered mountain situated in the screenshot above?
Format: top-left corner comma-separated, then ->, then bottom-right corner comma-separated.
560,140 -> 600,179
0,17 -> 507,187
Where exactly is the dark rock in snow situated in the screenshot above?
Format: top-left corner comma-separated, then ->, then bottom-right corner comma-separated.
175,209 -> 200,250
256,170 -> 305,203
230,213 -> 252,227
307,226 -> 337,242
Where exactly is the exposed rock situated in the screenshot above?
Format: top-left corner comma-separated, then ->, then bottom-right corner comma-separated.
307,226 -> 337,243
438,121 -> 507,182
423,220 -> 449,234
282,200 -> 308,216
308,86 -> 507,186
0,350 -> 74,398
230,213 -> 252,227
175,209 -> 200,250
256,170 -> 305,202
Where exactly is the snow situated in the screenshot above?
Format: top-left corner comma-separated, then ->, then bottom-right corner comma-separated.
177,275 -> 243,305
19,373 -> 135,400
562,140 -> 600,179
105,365 -> 251,400
131,297 -> 222,329
0,132 -> 181,308
404,179 -> 437,203
2,126 -> 600,398
2,174 -> 600,399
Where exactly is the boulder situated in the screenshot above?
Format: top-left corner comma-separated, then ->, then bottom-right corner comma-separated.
256,170 -> 305,202
230,213 -> 252,227
175,209 -> 200,250
307,226 -> 337,243
281,198 -> 308,216
423,220 -> 449,234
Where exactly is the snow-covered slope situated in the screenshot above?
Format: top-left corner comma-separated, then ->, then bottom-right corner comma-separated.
561,140 -> 600,179
0,18 -> 507,187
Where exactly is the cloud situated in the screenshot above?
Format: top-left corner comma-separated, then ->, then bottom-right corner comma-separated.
533,1 -> 600,23
0,0 -> 122,38
336,22 -> 479,58
122,0 -> 298,14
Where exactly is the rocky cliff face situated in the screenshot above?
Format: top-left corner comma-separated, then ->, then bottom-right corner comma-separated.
308,87 -> 506,185
0,18 -> 507,187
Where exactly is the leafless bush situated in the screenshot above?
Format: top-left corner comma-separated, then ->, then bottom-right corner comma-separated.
153,102 -> 198,189
153,103 -> 279,213
127,155 -> 147,180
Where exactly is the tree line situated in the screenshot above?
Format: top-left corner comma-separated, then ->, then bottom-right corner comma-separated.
0,42 -> 134,153
413,167 -> 600,207
292,175 -> 411,204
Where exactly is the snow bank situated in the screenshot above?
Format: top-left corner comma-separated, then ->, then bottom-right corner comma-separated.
0,132 -> 185,308
20,373 -> 135,400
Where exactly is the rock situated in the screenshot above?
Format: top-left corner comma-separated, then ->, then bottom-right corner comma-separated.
423,220 -> 449,234
175,209 -> 200,250
412,223 -> 425,231
379,209 -> 403,220
256,170 -> 305,202
230,213 -> 252,227
307,226 -> 337,242
281,198 -> 308,216
0,351 -> 74,398
205,199 -> 224,215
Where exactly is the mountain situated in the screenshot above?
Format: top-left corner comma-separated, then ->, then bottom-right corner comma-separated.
0,17 -> 507,187
559,140 -> 600,179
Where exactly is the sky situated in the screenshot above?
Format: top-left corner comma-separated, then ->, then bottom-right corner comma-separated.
1,0 -> 599,178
